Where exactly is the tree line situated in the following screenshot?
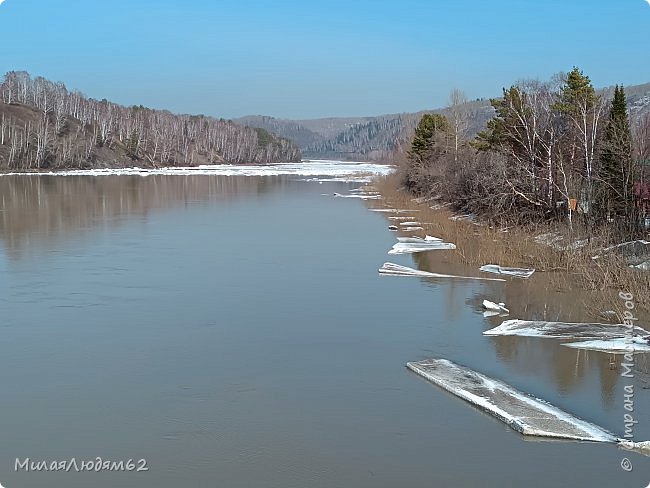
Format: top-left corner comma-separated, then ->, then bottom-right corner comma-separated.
401,68 -> 650,236
0,71 -> 301,170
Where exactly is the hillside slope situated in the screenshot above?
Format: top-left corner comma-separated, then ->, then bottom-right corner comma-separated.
0,72 -> 301,171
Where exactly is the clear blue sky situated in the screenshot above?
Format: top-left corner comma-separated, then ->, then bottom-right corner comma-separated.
1,0 -> 649,119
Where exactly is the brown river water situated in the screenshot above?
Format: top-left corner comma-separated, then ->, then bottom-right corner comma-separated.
0,171 -> 648,487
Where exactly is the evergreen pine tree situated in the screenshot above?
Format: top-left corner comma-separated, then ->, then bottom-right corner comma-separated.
599,85 -> 633,221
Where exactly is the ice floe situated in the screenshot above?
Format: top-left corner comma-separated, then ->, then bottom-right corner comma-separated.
482,300 -> 509,314
562,337 -> 650,353
479,264 -> 535,279
396,235 -> 443,243
407,359 -> 617,442
399,221 -> 421,226
402,226 -> 424,231
388,216 -> 417,220
378,263 -> 506,281
333,192 -> 382,200
483,319 -> 650,339
2,160 -> 395,179
388,240 -> 456,255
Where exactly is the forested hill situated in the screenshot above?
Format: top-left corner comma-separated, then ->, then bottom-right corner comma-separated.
0,72 -> 301,171
237,101 -> 499,161
238,81 -> 650,162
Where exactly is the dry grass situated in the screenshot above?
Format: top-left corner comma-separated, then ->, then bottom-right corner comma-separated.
371,174 -> 650,318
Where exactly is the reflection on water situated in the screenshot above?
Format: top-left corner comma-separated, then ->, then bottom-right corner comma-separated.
411,238 -> 650,413
0,175 -> 290,260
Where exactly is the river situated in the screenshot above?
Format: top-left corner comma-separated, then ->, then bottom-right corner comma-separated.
0,162 -> 648,487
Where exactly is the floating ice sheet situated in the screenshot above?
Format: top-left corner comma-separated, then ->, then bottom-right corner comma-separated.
407,359 -> 617,442
401,226 -> 424,231
482,299 -> 509,314
399,221 -> 421,226
479,264 -> 535,279
378,263 -> 506,281
484,319 -> 650,339
1,160 -> 395,179
333,192 -> 382,200
396,235 -> 443,243
388,241 -> 456,255
562,338 -> 650,353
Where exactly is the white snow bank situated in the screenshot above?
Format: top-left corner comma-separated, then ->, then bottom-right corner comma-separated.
484,319 -> 650,339
479,264 -> 535,279
562,338 -> 650,353
402,226 -> 424,231
388,241 -> 456,255
2,160 -> 395,179
407,358 -> 617,442
378,263 -> 506,281
482,300 -> 509,314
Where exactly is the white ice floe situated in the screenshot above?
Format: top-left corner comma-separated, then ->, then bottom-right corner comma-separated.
482,300 -> 509,314
402,226 -> 424,231
562,337 -> 650,353
2,160 -> 395,179
333,192 -> 382,199
388,240 -> 456,255
484,319 -> 650,339
479,264 -> 535,279
388,216 -> 417,220
407,359 -> 618,442
396,235 -> 443,243
399,221 -> 421,226
378,263 -> 506,281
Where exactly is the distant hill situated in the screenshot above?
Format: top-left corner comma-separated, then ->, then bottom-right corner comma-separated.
237,81 -> 650,162
0,71 -> 301,171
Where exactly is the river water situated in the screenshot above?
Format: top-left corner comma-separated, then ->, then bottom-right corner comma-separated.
0,164 -> 648,487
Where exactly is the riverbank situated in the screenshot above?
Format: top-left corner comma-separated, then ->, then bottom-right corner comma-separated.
369,174 -> 650,321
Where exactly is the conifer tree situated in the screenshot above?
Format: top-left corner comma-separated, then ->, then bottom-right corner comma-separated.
599,85 -> 634,225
